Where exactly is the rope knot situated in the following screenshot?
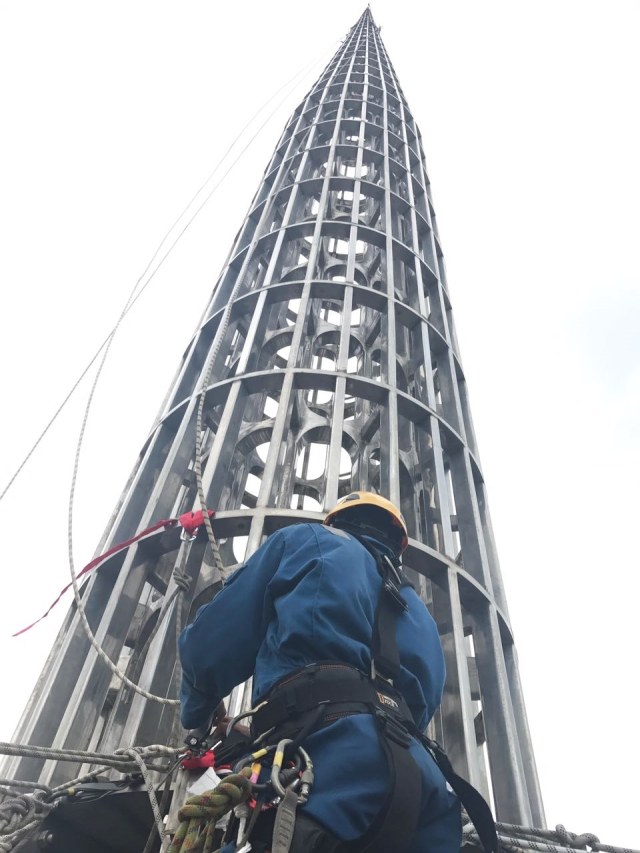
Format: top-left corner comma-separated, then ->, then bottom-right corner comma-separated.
556,824 -> 601,850
0,791 -> 52,848
172,568 -> 191,593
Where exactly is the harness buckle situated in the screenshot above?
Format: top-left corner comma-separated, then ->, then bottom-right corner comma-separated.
382,578 -> 409,613
374,708 -> 412,749
371,659 -> 394,686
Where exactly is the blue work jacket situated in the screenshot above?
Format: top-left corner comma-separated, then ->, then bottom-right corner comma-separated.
179,522 -> 460,850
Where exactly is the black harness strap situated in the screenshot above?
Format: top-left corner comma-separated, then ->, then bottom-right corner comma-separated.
421,737 -> 498,853
357,711 -> 421,853
252,666 -> 413,736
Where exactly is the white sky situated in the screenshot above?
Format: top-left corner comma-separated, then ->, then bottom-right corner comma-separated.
1,0 -> 639,847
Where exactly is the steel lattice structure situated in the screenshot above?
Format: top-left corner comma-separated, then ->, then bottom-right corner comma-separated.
4,8 -> 544,825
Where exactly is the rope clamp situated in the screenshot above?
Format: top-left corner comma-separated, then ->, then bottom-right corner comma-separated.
178,509 -> 216,541
180,526 -> 199,542
181,749 -> 216,770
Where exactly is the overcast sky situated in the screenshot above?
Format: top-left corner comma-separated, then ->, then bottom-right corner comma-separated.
1,0 -> 639,847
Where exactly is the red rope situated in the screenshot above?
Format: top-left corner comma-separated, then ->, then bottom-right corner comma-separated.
13,510 -> 214,637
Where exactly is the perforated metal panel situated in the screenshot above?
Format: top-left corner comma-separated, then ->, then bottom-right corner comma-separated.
3,9 -> 544,825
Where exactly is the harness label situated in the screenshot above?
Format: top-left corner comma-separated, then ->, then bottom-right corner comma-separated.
376,691 -> 399,711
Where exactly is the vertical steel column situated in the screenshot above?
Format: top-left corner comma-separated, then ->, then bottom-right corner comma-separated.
3,9 -> 544,824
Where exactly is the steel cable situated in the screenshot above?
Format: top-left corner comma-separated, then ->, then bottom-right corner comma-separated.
0,42 -> 337,508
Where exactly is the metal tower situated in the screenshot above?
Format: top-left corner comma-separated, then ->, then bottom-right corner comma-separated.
5,8 -> 544,826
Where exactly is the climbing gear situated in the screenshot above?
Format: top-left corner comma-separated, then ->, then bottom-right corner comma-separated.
168,769 -> 252,853
324,491 -> 409,553
201,741 -> 315,852
252,664 -> 420,853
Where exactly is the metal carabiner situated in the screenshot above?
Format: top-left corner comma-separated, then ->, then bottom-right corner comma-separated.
180,526 -> 199,542
270,739 -> 293,798
270,740 -> 314,804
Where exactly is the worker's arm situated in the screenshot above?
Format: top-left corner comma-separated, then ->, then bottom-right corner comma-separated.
398,588 -> 446,730
178,528 -> 287,729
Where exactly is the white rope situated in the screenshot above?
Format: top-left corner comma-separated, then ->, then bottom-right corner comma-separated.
63,41 -> 338,707
0,43 -> 337,508
0,742 -> 181,853
124,748 -> 167,845
462,821 -> 640,853
190,44 -> 338,573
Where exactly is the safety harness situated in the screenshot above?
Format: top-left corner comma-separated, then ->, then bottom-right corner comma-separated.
249,532 -> 499,853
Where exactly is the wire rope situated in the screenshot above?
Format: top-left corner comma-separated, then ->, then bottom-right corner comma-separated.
0,43 -> 336,507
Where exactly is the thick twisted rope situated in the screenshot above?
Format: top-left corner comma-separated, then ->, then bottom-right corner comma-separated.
122,748 -> 167,846
0,743 -> 182,853
168,769 -> 252,853
462,821 -> 639,853
0,790 -> 53,851
0,742 -> 178,773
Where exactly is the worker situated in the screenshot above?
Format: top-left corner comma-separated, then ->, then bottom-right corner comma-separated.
178,492 -> 462,852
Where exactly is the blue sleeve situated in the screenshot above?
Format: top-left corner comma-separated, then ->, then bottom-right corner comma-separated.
398,587 -> 446,730
178,529 -> 287,729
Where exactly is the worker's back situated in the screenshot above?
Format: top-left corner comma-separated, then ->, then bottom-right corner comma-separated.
179,522 -> 461,852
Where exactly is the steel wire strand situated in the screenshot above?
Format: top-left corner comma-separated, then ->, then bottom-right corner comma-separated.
0,346 -> 105,505
0,43 -> 335,509
61,43 -> 337,707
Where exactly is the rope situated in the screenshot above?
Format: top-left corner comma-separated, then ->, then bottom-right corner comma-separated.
60,38 -> 339,708
0,790 -> 53,853
142,773 -> 173,853
0,780 -> 52,795
168,769 -> 252,853
188,41 -> 341,579
0,741 -> 179,773
0,344 -> 105,505
123,748 -> 167,846
462,821 -> 640,853
0,742 -> 182,853
130,543 -> 192,690
0,42 -> 336,509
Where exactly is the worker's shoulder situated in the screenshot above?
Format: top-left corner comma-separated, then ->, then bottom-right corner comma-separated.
275,522 -> 354,549
275,521 -> 324,542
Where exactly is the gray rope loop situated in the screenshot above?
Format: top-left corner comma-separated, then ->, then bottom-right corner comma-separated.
555,826 -> 601,850
0,791 -> 53,852
172,568 -> 191,593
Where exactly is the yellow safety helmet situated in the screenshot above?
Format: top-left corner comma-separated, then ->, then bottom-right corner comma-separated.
324,491 -> 409,553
